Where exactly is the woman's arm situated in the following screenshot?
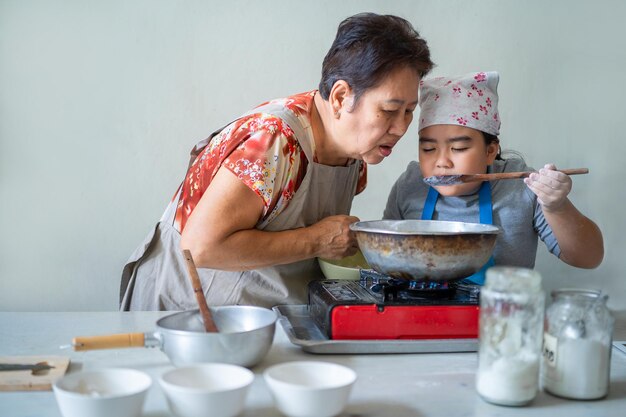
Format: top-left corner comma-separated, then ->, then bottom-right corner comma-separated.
180,166 -> 359,271
524,164 -> 604,268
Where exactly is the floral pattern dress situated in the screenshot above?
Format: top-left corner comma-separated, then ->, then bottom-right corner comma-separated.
172,91 -> 367,232
121,91 -> 367,310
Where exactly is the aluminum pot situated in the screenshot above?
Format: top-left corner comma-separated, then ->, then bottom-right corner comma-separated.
350,220 -> 500,282
72,306 -> 277,367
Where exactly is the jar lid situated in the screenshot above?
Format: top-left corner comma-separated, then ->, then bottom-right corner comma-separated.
550,288 -> 608,306
551,288 -> 603,298
485,267 -> 542,293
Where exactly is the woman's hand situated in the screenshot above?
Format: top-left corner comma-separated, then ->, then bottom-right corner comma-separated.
308,215 -> 360,259
523,163 -> 572,212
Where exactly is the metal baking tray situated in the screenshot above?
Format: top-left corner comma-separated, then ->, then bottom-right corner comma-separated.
273,304 -> 478,354
614,341 -> 626,355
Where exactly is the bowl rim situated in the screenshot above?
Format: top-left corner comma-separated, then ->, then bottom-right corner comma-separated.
318,258 -> 359,271
156,306 -> 277,336
53,368 -> 152,399
317,258 -> 363,280
263,360 -> 357,390
159,363 -> 254,394
350,219 -> 500,235
318,253 -> 369,268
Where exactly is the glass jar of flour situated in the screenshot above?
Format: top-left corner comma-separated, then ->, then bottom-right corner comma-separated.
476,267 -> 545,406
542,289 -> 613,399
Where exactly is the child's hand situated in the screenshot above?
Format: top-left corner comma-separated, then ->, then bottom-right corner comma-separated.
523,163 -> 572,212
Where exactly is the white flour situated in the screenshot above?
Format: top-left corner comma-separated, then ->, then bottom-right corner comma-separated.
543,338 -> 611,399
476,353 -> 540,406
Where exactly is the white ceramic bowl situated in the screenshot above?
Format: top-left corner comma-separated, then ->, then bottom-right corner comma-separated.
264,361 -> 357,417
159,363 -> 254,417
318,250 -> 370,280
53,368 -> 151,417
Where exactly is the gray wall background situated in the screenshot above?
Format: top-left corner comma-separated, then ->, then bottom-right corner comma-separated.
1,0 -> 624,311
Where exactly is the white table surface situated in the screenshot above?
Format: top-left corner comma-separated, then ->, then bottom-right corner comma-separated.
1,310 -> 625,417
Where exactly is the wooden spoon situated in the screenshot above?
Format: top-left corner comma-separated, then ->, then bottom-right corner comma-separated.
182,249 -> 218,332
424,168 -> 588,186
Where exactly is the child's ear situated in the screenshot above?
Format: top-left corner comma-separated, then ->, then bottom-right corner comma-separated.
486,141 -> 500,164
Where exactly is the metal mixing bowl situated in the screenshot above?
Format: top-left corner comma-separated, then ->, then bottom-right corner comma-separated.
350,220 -> 500,282
155,306 -> 277,367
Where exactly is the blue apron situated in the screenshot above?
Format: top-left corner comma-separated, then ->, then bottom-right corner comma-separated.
421,181 -> 494,285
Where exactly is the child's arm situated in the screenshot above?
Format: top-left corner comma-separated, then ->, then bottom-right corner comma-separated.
524,164 -> 604,268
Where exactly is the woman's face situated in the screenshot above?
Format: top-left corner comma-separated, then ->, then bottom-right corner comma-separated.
339,66 -> 420,165
418,124 -> 499,196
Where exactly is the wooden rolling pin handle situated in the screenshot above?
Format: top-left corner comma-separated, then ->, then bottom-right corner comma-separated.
72,333 -> 146,351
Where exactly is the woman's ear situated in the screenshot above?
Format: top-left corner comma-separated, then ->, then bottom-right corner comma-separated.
328,80 -> 353,117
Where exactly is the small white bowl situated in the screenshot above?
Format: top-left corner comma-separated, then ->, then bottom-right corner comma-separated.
53,368 -> 151,417
159,363 -> 254,417
264,361 -> 357,417
318,250 -> 370,280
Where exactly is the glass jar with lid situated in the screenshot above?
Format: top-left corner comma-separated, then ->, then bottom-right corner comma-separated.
476,267 -> 545,406
542,288 -> 614,400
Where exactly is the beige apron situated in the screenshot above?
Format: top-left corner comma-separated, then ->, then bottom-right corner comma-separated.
120,103 -> 361,311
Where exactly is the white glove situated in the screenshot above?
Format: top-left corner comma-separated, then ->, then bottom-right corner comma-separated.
523,163 -> 572,212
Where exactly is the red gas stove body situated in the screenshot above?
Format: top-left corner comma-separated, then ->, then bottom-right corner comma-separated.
308,271 -> 480,340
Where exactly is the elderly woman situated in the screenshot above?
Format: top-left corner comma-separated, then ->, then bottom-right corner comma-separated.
121,12 -> 434,310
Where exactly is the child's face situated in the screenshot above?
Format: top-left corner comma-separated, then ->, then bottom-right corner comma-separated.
418,124 -> 499,196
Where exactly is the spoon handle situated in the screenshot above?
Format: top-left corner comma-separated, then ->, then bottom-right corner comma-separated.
182,249 -> 219,332
461,168 -> 588,182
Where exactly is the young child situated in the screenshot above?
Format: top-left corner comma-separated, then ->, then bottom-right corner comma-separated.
384,71 -> 603,284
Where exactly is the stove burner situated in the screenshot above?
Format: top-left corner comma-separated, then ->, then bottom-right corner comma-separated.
360,269 -> 460,302
370,278 -> 455,301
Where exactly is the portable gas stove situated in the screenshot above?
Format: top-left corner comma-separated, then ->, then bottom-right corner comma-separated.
308,270 -> 481,340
